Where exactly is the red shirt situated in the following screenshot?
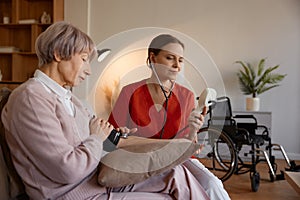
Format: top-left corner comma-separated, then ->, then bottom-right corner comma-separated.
108,79 -> 195,139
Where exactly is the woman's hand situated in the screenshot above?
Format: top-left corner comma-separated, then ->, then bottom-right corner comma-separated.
116,127 -> 138,134
89,117 -> 114,141
187,106 -> 207,140
194,143 -> 205,155
115,127 -> 138,147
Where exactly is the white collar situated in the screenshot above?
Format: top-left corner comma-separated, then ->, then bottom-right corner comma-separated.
33,70 -> 72,100
34,70 -> 75,116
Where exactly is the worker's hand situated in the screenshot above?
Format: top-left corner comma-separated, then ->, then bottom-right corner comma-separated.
187,106 -> 207,140
115,127 -> 138,146
116,127 -> 138,134
194,144 -> 205,155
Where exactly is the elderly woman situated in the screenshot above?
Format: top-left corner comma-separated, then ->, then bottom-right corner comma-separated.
1,22 -> 209,200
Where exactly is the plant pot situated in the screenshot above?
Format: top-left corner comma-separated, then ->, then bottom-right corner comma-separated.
246,97 -> 260,111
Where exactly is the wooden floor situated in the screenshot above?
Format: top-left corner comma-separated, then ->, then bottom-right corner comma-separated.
223,159 -> 300,200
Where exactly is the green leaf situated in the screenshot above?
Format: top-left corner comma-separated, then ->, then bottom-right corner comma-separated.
257,58 -> 265,76
257,84 -> 280,95
235,58 -> 286,97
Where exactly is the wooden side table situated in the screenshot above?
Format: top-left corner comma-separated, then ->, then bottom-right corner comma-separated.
285,171 -> 300,195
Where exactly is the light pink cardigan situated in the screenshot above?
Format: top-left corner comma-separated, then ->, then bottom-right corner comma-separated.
2,78 -> 209,200
2,79 -> 105,199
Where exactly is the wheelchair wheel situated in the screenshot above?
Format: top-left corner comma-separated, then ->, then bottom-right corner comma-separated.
196,127 -> 237,182
250,172 -> 260,192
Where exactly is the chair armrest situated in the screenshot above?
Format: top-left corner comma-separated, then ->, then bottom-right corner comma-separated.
233,115 -> 258,126
257,125 -> 270,140
208,116 -> 236,126
234,114 -> 255,118
235,127 -> 251,143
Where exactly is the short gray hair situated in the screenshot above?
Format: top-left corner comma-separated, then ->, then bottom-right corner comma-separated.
35,21 -> 96,67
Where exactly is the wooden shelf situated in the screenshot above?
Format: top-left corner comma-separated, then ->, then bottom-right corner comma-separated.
0,0 -> 64,89
0,81 -> 24,84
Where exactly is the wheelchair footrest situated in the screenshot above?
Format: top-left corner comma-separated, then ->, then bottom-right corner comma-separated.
275,170 -> 285,180
286,160 -> 300,172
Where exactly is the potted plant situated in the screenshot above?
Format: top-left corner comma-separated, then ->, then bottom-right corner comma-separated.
236,58 -> 286,111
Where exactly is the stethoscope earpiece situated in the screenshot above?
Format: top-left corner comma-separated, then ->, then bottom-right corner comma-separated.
149,62 -> 154,69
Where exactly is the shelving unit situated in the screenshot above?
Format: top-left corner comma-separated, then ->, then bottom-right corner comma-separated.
0,0 -> 64,89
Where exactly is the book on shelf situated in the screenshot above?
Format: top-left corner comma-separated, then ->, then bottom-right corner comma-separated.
18,19 -> 39,24
0,46 -> 20,53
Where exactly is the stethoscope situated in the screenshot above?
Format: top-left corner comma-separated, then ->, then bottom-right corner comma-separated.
149,62 -> 175,138
149,63 -> 216,139
149,62 -> 200,139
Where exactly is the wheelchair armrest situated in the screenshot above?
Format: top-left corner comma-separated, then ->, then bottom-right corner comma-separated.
257,124 -> 268,131
236,127 -> 251,144
233,115 -> 257,124
234,114 -> 255,118
233,114 -> 256,119
257,125 -> 270,139
208,116 -> 236,126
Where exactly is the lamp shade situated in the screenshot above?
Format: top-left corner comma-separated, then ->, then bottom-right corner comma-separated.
97,48 -> 111,62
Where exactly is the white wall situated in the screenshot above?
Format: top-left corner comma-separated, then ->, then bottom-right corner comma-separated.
65,0 -> 300,159
64,0 -> 89,32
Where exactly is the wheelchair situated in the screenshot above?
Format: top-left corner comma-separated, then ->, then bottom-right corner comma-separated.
195,96 -> 292,192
